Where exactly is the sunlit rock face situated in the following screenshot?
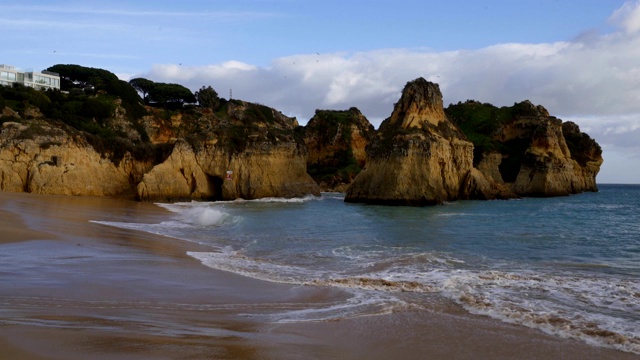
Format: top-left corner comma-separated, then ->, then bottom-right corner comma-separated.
345,78 -> 476,206
0,99 -> 320,201
136,100 -> 320,202
0,119 -> 151,197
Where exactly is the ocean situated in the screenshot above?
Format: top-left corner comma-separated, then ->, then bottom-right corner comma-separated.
93,184 -> 640,355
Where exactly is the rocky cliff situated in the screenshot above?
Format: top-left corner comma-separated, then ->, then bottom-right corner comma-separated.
448,100 -> 602,197
135,100 -> 319,201
303,107 -> 375,191
345,79 -> 603,206
0,64 -> 602,205
0,91 -> 319,201
0,119 -> 151,196
344,78 -> 476,205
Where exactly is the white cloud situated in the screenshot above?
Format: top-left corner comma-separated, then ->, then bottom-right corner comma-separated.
565,115 -> 640,150
142,28 -> 640,128
609,0 -> 640,33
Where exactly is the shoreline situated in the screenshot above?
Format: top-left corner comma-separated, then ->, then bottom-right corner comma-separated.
0,190 -> 636,359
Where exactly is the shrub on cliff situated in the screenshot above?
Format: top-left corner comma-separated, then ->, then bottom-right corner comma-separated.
446,100 -> 515,165
48,64 -> 146,120
128,77 -> 195,108
0,83 -> 51,113
195,86 -> 220,110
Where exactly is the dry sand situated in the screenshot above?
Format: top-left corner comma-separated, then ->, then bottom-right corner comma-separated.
0,191 -> 637,360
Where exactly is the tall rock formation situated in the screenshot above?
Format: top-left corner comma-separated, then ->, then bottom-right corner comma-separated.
303,107 -> 375,191
345,78 -> 475,206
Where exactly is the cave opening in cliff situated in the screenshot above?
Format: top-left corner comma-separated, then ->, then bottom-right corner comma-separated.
208,175 -> 224,201
499,138 -> 530,183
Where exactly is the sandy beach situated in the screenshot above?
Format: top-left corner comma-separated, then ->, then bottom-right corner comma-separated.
0,190 -> 637,360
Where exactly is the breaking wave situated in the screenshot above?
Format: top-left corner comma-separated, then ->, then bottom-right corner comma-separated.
187,249 -> 640,354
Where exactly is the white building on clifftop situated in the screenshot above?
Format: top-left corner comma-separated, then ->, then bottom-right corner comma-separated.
0,64 -> 60,90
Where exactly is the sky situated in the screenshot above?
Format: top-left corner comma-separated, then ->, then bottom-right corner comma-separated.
2,0 -> 640,184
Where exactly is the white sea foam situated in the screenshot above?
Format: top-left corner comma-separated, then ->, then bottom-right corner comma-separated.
187,250 -> 416,323
93,187 -> 640,355
91,202 -> 239,246
267,290 -> 407,323
187,250 -> 330,284
187,248 -> 640,354
242,194 -> 321,203
435,212 -> 476,217
178,206 -> 231,227
91,219 -> 189,235
164,194 -> 321,206
439,270 -> 640,354
155,202 -> 239,227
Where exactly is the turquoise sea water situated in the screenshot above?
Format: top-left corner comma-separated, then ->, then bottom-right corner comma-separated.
95,184 -> 640,354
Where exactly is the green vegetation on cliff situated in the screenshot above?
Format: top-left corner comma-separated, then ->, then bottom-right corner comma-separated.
562,122 -> 602,167
1,65 -> 163,165
445,100 -> 515,164
445,100 -> 546,174
48,64 -> 147,120
128,77 -> 196,109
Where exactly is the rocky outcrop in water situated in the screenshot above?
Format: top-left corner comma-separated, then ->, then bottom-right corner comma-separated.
344,78 -> 477,205
448,100 -> 602,198
303,108 -> 375,192
0,64 -> 602,204
345,79 -> 603,206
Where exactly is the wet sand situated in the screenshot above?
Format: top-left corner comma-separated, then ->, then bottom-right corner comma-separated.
0,191 -> 637,360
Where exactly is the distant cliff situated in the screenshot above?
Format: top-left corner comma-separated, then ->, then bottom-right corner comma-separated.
303,108 -> 375,192
345,78 -> 603,206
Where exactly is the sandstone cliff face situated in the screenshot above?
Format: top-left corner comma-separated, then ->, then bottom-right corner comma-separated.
136,140 -> 319,202
1,75 -> 602,204
507,114 -> 602,196
0,97 -> 320,201
0,120 -> 150,196
448,100 -> 602,198
135,100 -> 320,201
303,108 -> 375,191
388,80 -> 447,128
345,78 -> 475,205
